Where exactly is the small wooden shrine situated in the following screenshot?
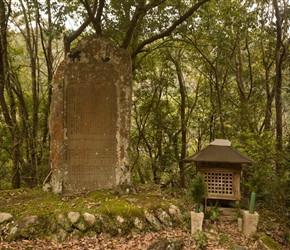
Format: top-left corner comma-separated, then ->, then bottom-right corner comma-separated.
184,139 -> 254,202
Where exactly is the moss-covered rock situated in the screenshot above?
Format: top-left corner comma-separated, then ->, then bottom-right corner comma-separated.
68,212 -> 80,224
260,236 -> 282,250
57,213 -> 73,232
144,209 -> 162,230
155,208 -> 172,228
0,187 -> 190,242
0,212 -> 13,224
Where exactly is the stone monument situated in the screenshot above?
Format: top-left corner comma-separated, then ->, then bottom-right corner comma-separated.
49,36 -> 132,193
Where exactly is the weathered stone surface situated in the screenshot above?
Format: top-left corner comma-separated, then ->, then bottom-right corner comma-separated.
55,228 -> 69,243
75,221 -> 88,232
98,214 -> 119,236
68,212 -> 80,224
116,215 -> 125,224
50,35 -> 132,193
16,215 -> 41,238
42,183 -> 52,192
1,203 -> 186,241
242,210 -> 259,237
0,212 -> 13,224
83,212 -> 96,225
57,214 -> 72,232
155,208 -> 172,228
168,204 -> 183,223
133,217 -> 145,231
191,211 -> 204,234
18,215 -> 39,228
144,209 -> 162,230
10,226 -> 17,235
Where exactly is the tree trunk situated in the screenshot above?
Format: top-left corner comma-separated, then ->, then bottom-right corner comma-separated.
273,0 -> 284,176
175,59 -> 186,187
0,0 -> 21,188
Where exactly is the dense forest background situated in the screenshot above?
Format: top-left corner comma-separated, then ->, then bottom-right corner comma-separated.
0,0 -> 289,217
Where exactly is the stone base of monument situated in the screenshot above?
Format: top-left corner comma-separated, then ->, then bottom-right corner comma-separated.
242,210 -> 259,237
191,211 -> 204,234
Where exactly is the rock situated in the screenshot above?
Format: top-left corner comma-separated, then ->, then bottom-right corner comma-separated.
75,221 -> 88,232
55,228 -> 68,242
242,210 -> 259,237
168,204 -> 183,223
83,212 -> 96,225
18,215 -> 39,228
133,217 -> 145,231
10,226 -> 18,234
116,215 -> 125,224
57,214 -> 72,232
191,212 -> 204,234
144,209 -> 162,230
43,183 -> 52,192
68,212 -> 80,224
98,215 -> 119,236
155,208 -> 172,228
17,215 -> 41,239
0,212 -> 13,224
147,238 -> 184,250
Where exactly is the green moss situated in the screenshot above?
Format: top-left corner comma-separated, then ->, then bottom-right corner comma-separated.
96,199 -> 143,220
87,190 -> 115,201
1,185 -> 187,241
260,236 -> 281,250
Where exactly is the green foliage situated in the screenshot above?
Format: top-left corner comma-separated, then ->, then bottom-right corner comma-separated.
230,202 -> 242,218
209,201 -> 220,218
189,174 -> 208,212
192,231 -> 208,249
0,164 -> 12,190
246,170 -> 262,193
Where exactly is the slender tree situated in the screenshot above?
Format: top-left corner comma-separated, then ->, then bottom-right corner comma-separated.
0,0 -> 21,188
273,0 -> 285,176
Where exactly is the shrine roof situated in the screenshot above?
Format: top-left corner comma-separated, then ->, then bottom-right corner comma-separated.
183,139 -> 254,164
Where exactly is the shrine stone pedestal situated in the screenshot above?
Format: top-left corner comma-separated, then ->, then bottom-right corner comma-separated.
191,211 -> 204,234
49,36 -> 132,193
242,210 -> 259,237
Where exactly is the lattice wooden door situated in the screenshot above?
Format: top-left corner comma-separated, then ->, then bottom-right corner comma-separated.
204,172 -> 234,197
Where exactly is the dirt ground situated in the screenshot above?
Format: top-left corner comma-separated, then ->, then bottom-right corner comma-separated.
0,218 -> 266,250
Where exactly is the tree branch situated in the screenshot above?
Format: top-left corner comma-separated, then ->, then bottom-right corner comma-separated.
121,0 -> 166,49
63,19 -> 90,54
79,0 -> 100,34
95,0 -> 105,35
64,0 -> 100,53
131,0 -> 210,59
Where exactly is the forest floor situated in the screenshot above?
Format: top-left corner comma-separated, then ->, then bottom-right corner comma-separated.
0,186 -> 289,249
1,220 -> 260,250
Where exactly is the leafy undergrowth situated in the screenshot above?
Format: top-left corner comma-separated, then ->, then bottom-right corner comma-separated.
1,217 -> 288,250
0,186 -> 290,249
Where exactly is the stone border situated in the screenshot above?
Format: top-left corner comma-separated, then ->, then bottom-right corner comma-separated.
0,204 -> 183,242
